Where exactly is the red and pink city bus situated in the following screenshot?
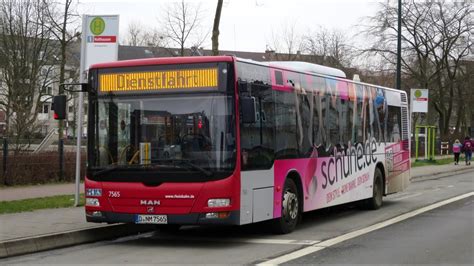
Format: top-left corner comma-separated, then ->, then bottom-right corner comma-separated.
85,56 -> 410,233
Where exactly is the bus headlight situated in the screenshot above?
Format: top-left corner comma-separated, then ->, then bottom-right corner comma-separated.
86,198 -> 100,207
207,198 -> 230,207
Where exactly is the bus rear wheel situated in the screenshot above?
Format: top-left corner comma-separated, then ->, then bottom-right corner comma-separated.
272,178 -> 300,234
365,167 -> 383,210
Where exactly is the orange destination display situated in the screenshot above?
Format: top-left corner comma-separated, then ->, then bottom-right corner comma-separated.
99,68 -> 218,93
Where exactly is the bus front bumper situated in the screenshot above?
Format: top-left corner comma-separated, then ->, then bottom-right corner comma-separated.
86,210 -> 240,225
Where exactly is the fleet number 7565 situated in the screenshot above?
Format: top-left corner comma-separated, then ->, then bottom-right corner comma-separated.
108,191 -> 120,197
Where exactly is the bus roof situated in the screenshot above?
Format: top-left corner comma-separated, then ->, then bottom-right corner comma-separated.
269,61 -> 346,78
89,55 -> 406,96
235,58 -> 407,95
89,56 -> 234,69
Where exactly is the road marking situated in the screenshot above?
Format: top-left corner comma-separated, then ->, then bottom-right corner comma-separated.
259,191 -> 474,265
232,238 -> 320,245
152,235 -> 320,246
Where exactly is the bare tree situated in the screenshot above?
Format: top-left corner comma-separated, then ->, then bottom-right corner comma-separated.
0,0 -> 57,151
142,29 -> 166,48
302,26 -> 330,64
302,26 -> 354,69
124,20 -> 145,46
123,21 -> 167,51
362,0 -> 472,139
159,0 -> 209,56
46,0 -> 80,139
267,21 -> 303,61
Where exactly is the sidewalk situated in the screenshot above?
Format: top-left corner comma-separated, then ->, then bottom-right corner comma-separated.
410,154 -> 473,179
0,207 -> 104,241
0,183 -> 85,201
1,162 -> 473,258
410,161 -> 473,179
0,182 -> 150,258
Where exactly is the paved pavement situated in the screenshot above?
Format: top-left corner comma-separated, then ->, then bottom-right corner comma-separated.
0,160 -> 472,258
0,183 -> 84,201
0,207 -> 104,241
410,161 -> 473,179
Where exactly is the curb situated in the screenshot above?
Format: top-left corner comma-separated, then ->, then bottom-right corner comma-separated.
0,224 -> 155,259
410,167 -> 473,181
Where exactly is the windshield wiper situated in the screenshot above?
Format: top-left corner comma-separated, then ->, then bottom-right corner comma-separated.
177,160 -> 213,177
92,160 -> 213,177
92,164 -> 155,177
152,159 -> 213,177
92,165 -> 122,177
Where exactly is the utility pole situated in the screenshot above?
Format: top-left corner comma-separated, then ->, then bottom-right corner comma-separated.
396,0 -> 402,91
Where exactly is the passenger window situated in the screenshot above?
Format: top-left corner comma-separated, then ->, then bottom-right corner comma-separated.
240,81 -> 275,170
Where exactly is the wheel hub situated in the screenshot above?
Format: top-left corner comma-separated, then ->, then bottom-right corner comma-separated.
283,190 -> 298,220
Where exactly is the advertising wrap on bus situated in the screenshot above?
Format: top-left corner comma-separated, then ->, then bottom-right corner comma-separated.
272,138 -> 410,216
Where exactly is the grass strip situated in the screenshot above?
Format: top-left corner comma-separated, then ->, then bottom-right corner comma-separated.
0,194 -> 84,214
411,157 -> 457,167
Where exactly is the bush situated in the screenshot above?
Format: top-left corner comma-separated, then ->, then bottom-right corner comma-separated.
1,151 -> 86,186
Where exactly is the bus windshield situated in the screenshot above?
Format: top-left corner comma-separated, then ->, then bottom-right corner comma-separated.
90,93 -> 236,177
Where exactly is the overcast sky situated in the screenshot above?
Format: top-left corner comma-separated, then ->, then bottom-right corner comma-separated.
78,0 -> 381,52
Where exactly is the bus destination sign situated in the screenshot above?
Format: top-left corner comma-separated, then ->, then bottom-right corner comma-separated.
99,68 -> 218,93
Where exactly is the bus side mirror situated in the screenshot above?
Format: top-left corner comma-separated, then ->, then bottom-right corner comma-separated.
241,96 -> 256,124
52,95 -> 67,120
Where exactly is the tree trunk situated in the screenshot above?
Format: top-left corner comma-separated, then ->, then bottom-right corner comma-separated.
211,0 -> 223,56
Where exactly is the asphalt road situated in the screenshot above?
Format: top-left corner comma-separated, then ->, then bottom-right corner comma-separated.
285,196 -> 474,265
2,170 -> 473,264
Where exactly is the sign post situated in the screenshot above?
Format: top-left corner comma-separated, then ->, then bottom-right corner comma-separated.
410,89 -> 434,161
75,15 -> 119,206
410,89 -> 429,113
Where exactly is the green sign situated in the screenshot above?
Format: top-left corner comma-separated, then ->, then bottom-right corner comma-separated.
90,17 -> 105,35
414,89 -> 422,98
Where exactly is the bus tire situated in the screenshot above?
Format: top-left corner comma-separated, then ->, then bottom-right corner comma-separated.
365,167 -> 383,210
272,178 -> 300,234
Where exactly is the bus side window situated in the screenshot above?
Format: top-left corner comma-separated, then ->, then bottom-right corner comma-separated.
325,79 -> 339,153
274,89 -> 298,159
240,81 -> 275,170
296,83 -> 312,158
387,106 -> 401,143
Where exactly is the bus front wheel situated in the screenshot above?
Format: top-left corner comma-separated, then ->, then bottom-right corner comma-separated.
272,178 -> 300,234
365,168 -> 383,210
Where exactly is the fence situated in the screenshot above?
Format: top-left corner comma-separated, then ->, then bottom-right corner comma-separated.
1,138 -> 86,186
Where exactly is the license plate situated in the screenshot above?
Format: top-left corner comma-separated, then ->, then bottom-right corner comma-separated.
135,214 -> 168,224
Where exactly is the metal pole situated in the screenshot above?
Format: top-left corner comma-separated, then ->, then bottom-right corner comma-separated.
396,0 -> 402,91
415,126 -> 419,161
75,15 -> 87,207
431,127 -> 436,160
59,138 -> 64,181
3,138 -> 7,185
74,92 -> 83,206
425,126 -> 429,160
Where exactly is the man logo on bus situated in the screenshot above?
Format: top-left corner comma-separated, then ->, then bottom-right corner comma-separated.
90,17 -> 105,35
